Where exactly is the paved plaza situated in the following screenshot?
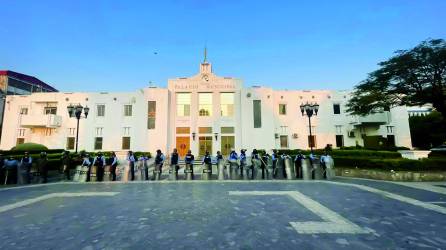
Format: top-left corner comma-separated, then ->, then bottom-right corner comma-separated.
1,178 -> 446,249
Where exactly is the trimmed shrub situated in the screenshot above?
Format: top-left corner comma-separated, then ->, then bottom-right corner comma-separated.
334,156 -> 446,171
428,151 -> 446,158
274,149 -> 401,159
10,143 -> 48,152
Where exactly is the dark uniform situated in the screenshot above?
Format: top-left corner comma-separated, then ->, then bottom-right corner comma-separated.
127,153 -> 136,181
185,153 -> 195,174
271,151 -> 278,178
109,153 -> 118,181
294,153 -> 304,179
93,154 -> 106,181
171,152 -> 179,172
20,154 -> 32,184
61,152 -> 71,180
38,153 -> 48,183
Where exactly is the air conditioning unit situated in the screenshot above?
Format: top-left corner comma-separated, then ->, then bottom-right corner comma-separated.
274,133 -> 279,139
348,131 -> 355,138
292,133 -> 298,139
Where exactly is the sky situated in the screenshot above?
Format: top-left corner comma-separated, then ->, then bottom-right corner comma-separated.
1,0 -> 445,92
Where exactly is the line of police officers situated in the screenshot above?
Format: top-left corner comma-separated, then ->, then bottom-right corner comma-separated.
1,151 -> 55,185
111,148 -> 329,181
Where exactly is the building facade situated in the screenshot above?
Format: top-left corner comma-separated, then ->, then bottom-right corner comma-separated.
0,70 -> 58,141
0,61 -> 412,155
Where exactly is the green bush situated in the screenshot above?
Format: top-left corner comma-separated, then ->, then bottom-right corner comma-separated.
428,151 -> 446,158
10,143 -> 48,152
334,156 -> 446,171
274,149 -> 401,159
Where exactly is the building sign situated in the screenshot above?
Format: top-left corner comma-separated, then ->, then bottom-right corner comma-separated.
174,83 -> 236,90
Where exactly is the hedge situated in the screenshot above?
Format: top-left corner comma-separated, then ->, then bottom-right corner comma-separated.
428,151 -> 446,158
334,156 -> 446,171
274,149 -> 402,159
10,143 -> 48,151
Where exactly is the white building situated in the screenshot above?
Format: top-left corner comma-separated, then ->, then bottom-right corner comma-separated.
0,59 -> 412,156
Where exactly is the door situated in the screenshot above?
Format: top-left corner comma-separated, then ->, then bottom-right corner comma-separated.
221,136 -> 235,156
199,136 -> 212,156
176,137 -> 190,157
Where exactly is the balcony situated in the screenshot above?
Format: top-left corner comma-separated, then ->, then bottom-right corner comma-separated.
20,114 -> 62,128
350,112 -> 390,126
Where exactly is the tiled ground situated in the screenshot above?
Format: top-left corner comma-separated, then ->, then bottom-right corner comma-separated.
1,179 -> 446,249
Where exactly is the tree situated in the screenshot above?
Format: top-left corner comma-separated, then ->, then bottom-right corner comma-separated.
347,39 -> 446,118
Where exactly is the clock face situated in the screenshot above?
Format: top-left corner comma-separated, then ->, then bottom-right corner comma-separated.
202,74 -> 209,82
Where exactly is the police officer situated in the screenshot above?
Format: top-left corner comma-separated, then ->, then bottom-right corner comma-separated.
228,149 -> 239,179
202,151 -> 212,164
271,150 -> 278,178
320,151 -> 329,179
20,152 -> 32,184
239,149 -> 247,178
280,152 -> 287,178
82,153 -> 92,182
216,151 -> 223,162
93,152 -> 106,182
202,150 -> 212,179
3,156 -> 18,185
138,154 -> 149,181
38,152 -> 48,183
170,148 -> 179,173
127,151 -> 136,181
294,151 -> 304,179
261,152 -> 269,179
61,151 -> 71,180
184,150 -> 195,177
154,149 -> 165,172
229,149 -> 238,161
251,149 -> 260,179
109,152 -> 118,181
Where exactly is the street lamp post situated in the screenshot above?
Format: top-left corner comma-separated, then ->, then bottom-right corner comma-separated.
67,104 -> 89,153
300,102 -> 319,154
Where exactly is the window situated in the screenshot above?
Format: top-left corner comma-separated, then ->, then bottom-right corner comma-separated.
20,107 -> 28,115
97,104 -> 105,117
336,135 -> 344,148
386,126 -> 394,134
18,129 -> 25,137
279,104 -> 287,115
94,137 -> 103,150
333,104 -> 341,114
220,93 -> 234,117
253,100 -> 262,128
221,127 -> 235,134
45,128 -> 53,136
148,101 -> 156,129
123,127 -> 131,136
16,138 -> 25,145
279,126 -> 288,134
335,125 -> 342,134
95,127 -> 103,136
124,105 -> 132,116
176,127 -> 190,134
66,137 -> 75,150
177,93 -> 191,117
280,135 -> 288,148
199,127 -> 212,134
44,107 -> 57,115
199,93 -> 212,116
308,135 -> 317,148
68,128 -> 76,136
122,137 -> 131,150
